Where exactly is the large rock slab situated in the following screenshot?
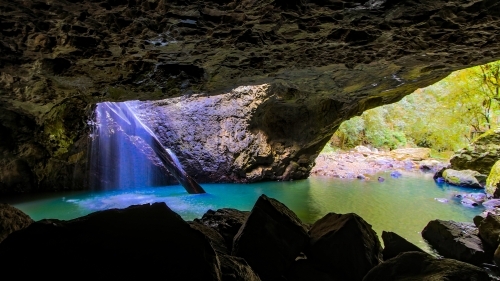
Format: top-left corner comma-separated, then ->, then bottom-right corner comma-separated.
381,231 -> 425,261
1,0 -> 500,193
0,203 -> 33,243
451,128 -> 500,175
196,208 -> 250,251
232,194 -> 309,280
307,213 -> 383,281
442,169 -> 483,188
363,251 -> 490,281
189,220 -> 229,254
0,203 -> 222,280
421,219 -> 490,265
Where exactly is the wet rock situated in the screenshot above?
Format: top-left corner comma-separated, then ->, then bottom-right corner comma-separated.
421,219 -> 490,265
451,128 -> 500,175
390,170 -> 402,178
0,203 -> 222,280
196,208 -> 250,251
461,197 -> 479,208
307,213 -> 382,281
434,198 -> 449,203
381,231 -> 425,261
442,169 -> 483,188
477,213 -> 500,249
219,254 -> 262,281
232,195 -> 309,280
284,259 -> 334,281
0,203 -> 34,243
483,199 -> 500,209
363,251 -> 490,281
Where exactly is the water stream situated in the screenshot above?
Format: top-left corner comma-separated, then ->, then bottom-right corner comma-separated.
7,171 -> 485,252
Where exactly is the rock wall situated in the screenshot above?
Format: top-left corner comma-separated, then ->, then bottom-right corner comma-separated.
1,0 -> 500,192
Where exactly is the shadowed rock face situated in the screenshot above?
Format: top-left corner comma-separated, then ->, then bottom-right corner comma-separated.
1,0 -> 500,192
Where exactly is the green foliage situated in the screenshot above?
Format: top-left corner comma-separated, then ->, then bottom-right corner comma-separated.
331,60 -> 500,152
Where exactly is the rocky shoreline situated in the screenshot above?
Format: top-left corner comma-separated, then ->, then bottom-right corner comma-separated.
311,147 -> 449,179
0,195 -> 496,280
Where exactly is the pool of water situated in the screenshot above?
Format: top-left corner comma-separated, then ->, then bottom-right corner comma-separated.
5,171 -> 485,252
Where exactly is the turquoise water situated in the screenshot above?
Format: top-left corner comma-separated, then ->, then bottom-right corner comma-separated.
6,171 -> 485,252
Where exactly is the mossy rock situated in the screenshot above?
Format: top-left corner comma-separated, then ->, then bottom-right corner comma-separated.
486,160 -> 500,197
442,169 -> 483,188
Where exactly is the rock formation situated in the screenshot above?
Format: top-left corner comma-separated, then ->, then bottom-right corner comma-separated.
451,128 -> 500,175
1,0 -> 500,192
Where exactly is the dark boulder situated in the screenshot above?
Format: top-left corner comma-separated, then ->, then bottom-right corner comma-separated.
477,213 -> 500,249
219,254 -> 262,281
0,203 -> 34,243
422,219 -> 491,265
363,251 -> 490,281
232,194 -> 309,281
307,213 -> 383,281
189,220 -> 229,254
284,259 -> 334,281
196,208 -> 250,251
0,203 -> 222,280
381,231 -> 425,260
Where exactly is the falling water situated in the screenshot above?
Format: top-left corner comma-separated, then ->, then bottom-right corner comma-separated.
89,101 -> 205,194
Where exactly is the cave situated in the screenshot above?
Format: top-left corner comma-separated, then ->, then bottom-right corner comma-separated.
1,0 -> 499,194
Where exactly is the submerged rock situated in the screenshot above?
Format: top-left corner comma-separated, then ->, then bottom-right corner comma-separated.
421,219 -> 490,265
0,203 -> 34,243
232,194 -> 309,280
0,203 -> 222,280
363,251 -> 490,281
307,213 -> 382,281
381,231 -> 425,261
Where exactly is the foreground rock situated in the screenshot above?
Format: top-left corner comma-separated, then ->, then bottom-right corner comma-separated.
219,254 -> 262,281
232,194 -> 309,280
442,169 -> 484,188
196,208 -> 250,252
363,251 -> 490,281
0,203 -> 222,279
308,213 -> 382,281
1,0 -> 500,193
381,231 -> 425,261
0,203 -> 34,243
421,219 -> 490,265
476,213 -> 500,250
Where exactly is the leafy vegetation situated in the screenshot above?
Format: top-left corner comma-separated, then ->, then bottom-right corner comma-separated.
331,61 -> 500,152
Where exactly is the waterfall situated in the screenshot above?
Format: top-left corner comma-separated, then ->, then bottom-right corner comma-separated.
89,101 -> 205,194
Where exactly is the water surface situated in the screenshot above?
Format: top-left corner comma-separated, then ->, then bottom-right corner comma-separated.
7,171 -> 485,252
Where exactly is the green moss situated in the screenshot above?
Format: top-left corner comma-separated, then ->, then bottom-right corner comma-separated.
486,160 -> 500,194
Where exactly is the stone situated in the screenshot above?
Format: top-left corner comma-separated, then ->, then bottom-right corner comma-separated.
389,148 -> 431,161
232,194 -> 309,280
381,231 -> 425,261
307,213 -> 382,281
363,251 -> 490,281
442,169 -> 483,188
0,203 -> 222,280
284,259 -> 334,281
483,199 -> 500,209
196,208 -> 250,251
1,0 -> 500,193
477,213 -> 500,249
451,128 -> 500,175
421,219 -> 490,265
0,203 -> 34,243
219,254 -> 262,281
189,220 -> 229,254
